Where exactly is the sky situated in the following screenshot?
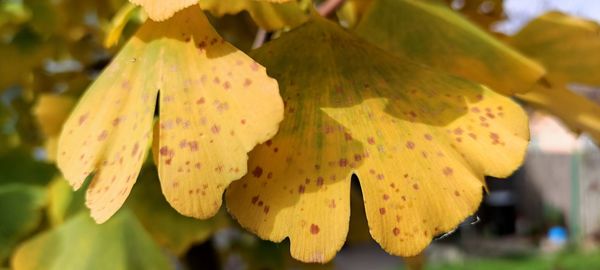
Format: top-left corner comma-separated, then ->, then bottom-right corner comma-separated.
495,0 -> 600,34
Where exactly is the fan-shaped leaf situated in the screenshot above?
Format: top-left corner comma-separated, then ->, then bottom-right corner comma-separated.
226,16 -> 528,262
57,5 -> 282,223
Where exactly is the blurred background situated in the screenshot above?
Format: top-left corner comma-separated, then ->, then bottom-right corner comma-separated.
1,0 -> 600,269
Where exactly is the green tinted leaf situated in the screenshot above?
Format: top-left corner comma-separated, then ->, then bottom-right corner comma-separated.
0,184 -> 46,262
12,210 -> 172,270
128,166 -> 227,255
355,0 -> 545,95
47,178 -> 86,227
511,12 -> 600,86
0,148 -> 55,186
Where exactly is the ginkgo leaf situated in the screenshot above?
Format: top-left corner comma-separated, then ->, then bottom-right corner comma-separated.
128,0 -> 197,21
517,84 -> 600,142
226,16 -> 529,262
57,5 -> 282,223
11,210 -> 172,270
199,0 -> 308,31
354,0 -> 545,96
510,12 -> 600,86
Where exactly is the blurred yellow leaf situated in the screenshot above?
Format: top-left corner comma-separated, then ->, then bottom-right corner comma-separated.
226,16 -> 528,262
510,12 -> 600,142
517,84 -> 600,142
511,12 -> 600,87
12,211 -> 172,270
199,0 -> 308,31
0,42 -> 51,92
103,3 -> 140,48
33,95 -> 75,161
33,95 -> 75,138
354,0 -> 545,96
57,5 -> 282,223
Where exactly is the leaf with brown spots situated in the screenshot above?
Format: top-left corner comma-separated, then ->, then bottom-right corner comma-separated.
198,0 -> 308,31
226,16 -> 529,262
57,6 -> 282,223
354,0 -> 545,96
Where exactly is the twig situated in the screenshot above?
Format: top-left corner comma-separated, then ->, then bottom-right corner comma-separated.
317,0 -> 346,17
252,29 -> 268,49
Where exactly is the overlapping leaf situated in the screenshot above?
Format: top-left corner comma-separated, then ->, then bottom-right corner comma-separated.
11,211 -> 171,270
509,12 -> 600,142
130,0 -> 299,25
516,84 -> 600,142
354,1 -> 600,143
354,0 -> 544,96
199,0 -> 308,31
510,12 -> 600,86
129,0 -> 198,21
57,5 -> 282,223
226,16 -> 529,262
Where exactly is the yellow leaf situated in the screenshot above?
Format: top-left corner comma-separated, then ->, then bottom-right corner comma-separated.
33,95 -> 76,162
57,5 -> 282,223
354,0 -> 545,96
33,95 -> 75,138
103,2 -> 140,48
128,0 -> 197,21
510,13 -> 600,142
198,0 -> 308,31
226,16 -> 529,262
517,84 -> 600,142
510,12 -> 600,86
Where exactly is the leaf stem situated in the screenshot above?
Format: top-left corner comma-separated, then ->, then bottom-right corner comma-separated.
317,0 -> 346,17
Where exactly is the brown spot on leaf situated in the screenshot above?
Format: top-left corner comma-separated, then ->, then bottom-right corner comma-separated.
310,224 -> 320,235
443,167 -> 454,176
252,166 -> 263,178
